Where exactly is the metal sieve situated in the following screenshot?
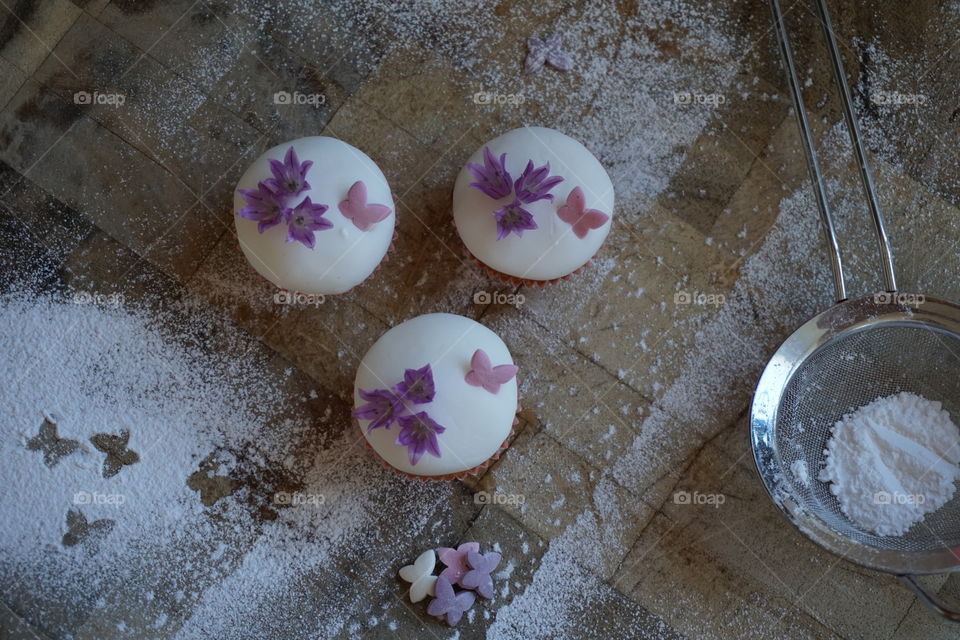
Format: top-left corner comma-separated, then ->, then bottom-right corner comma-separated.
752,0 -> 960,622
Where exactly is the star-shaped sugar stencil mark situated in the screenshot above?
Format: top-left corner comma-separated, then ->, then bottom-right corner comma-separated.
25,417 -> 80,468
62,509 -> 115,552
525,33 -> 573,74
90,429 -> 140,478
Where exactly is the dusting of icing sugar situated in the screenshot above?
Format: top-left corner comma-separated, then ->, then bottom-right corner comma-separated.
0,291 -> 452,638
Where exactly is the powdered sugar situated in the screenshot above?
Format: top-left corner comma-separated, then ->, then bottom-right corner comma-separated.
818,392 -> 960,537
0,291 -> 451,638
790,459 -> 810,487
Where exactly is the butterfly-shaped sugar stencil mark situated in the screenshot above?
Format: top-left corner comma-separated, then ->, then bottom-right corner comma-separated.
427,575 -> 476,627
556,186 -> 609,239
461,550 -> 501,599
26,417 -> 79,467
338,180 -> 391,231
90,429 -> 139,478
465,349 -> 518,395
398,549 -> 438,603
62,509 -> 115,552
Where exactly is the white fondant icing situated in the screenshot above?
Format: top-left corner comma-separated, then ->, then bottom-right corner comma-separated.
234,136 -> 395,295
453,126 -> 614,281
399,550 -> 438,603
354,313 -> 517,477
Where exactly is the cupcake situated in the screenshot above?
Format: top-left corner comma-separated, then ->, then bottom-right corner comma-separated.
453,126 -> 614,285
353,313 -> 519,479
234,136 -> 395,295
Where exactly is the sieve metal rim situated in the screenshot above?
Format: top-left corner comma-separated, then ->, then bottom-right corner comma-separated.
751,293 -> 960,575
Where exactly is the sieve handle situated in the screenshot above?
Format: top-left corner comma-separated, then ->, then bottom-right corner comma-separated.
769,0 -> 899,302
769,0 -> 846,302
899,575 -> 960,623
811,0 -> 897,294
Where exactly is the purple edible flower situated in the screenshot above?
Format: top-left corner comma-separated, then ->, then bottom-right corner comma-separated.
492,199 -> 538,240
267,146 -> 312,197
237,182 -> 289,233
426,576 -> 475,627
393,364 -> 436,404
513,160 -> 563,204
285,197 -> 332,248
461,550 -> 501,599
395,412 -> 445,466
467,147 -> 513,200
353,388 -> 404,432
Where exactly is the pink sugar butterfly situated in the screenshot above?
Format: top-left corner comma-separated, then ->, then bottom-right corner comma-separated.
556,186 -> 609,239
465,349 -> 518,395
338,180 -> 392,231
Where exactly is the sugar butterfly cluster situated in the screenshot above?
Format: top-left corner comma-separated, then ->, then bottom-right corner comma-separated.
399,543 -> 502,627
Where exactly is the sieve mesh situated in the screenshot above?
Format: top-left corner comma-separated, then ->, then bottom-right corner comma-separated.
776,321 -> 960,552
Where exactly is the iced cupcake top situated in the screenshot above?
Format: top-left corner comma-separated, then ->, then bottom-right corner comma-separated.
233,136 -> 395,295
353,313 -> 518,478
453,126 -> 614,281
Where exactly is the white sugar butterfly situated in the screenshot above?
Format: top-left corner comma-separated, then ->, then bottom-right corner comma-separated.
398,549 -> 438,603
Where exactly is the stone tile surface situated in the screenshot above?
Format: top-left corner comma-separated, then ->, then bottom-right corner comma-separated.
2,2 -> 960,640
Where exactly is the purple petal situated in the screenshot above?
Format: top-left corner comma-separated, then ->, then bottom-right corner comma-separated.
492,200 -> 538,240
268,157 -> 285,177
424,431 -> 442,459
256,216 -> 285,233
286,225 -> 315,248
395,428 -> 416,447
237,183 -> 289,233
468,147 -> 513,200
394,364 -> 436,404
408,438 -> 427,466
514,160 -> 563,204
353,389 -> 402,432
